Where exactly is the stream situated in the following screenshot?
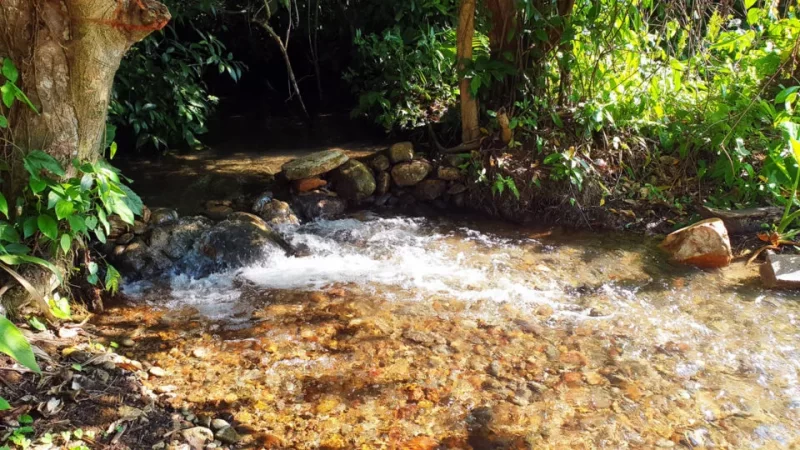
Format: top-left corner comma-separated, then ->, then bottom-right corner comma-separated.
94,211 -> 800,449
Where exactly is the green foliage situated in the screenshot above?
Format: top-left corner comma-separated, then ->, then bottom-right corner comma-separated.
491,174 -> 520,200
110,25 -> 244,150
0,58 -> 38,129
345,26 -> 464,131
0,316 -> 40,373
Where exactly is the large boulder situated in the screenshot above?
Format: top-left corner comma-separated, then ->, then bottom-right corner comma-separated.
281,150 -> 349,181
331,160 -> 376,202
185,213 -> 294,277
760,252 -> 800,289
113,239 -> 174,280
292,191 -> 346,221
660,218 -> 732,268
150,216 -> 213,260
388,142 -> 414,163
391,160 -> 432,187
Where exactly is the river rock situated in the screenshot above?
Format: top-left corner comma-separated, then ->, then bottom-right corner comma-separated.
760,252 -> 800,289
293,191 -> 346,221
114,239 -> 174,279
414,180 -> 447,201
133,220 -> 148,235
437,166 -> 462,181
252,191 -> 273,214
182,427 -> 213,449
331,160 -> 376,202
281,150 -> 349,181
447,183 -> 467,195
204,200 -> 234,220
392,160 -> 432,187
151,208 -> 179,226
185,213 -> 293,277
150,216 -> 213,260
376,172 -> 391,196
215,427 -> 240,444
255,199 -> 300,226
108,215 -> 130,239
388,142 -> 414,163
371,154 -> 390,172
660,218 -> 732,268
293,177 -> 327,193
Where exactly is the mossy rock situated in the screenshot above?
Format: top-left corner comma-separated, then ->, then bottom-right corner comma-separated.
281,150 -> 349,181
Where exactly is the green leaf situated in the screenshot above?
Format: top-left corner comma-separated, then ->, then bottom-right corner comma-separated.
28,317 -> 46,332
0,397 -> 10,411
1,83 -> 14,108
37,215 -> 58,240
745,0 -> 757,9
109,142 -> 118,160
24,151 -> 65,178
0,316 -> 41,373
29,177 -> 47,194
470,76 -> 482,95
55,200 -> 74,220
0,192 -> 7,218
105,264 -> 121,294
80,174 -> 93,191
84,216 -> 98,231
60,234 -> 71,254
71,363 -> 82,372
68,215 -> 86,234
117,184 -> 143,216
48,295 -> 71,320
87,261 -> 98,275
2,58 -> 19,84
0,115 -> 7,128
23,217 -> 37,239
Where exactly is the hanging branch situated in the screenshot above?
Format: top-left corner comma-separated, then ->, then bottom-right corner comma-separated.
257,0 -> 310,120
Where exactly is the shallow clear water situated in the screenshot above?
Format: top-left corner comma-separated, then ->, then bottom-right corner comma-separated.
101,213 -> 800,449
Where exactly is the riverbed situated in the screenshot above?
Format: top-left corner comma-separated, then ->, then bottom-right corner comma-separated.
93,211 -> 800,449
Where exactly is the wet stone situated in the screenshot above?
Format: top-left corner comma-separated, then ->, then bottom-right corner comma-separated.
281,150 -> 349,181
371,154 -> 390,172
388,142 -> 414,163
215,426 -> 240,444
760,252 -> 800,289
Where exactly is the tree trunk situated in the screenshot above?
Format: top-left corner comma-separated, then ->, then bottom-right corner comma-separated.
0,0 -> 170,169
486,0 -> 519,57
457,0 -> 480,145
0,0 -> 169,314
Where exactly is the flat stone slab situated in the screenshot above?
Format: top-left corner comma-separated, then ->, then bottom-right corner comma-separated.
761,252 -> 800,289
281,150 -> 349,181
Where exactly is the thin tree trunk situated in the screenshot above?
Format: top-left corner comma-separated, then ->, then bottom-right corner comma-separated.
457,0 -> 480,145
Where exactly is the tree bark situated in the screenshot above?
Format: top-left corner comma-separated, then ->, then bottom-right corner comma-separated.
0,0 -> 170,168
0,0 -> 169,314
457,0 -> 480,145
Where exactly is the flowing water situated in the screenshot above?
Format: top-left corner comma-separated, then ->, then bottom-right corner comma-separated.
96,212 -> 800,449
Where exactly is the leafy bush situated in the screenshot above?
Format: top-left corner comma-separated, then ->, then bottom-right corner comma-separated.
345,26 -> 463,131
110,25 -> 243,150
